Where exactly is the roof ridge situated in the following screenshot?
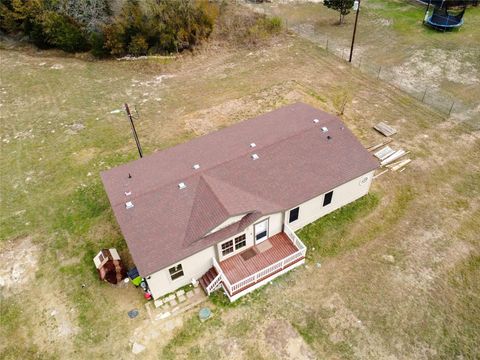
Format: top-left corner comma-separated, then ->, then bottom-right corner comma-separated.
115,114 -> 335,206
202,173 -> 281,211
182,175 -> 230,246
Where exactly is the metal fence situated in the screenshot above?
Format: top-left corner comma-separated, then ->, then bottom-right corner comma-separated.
284,20 -> 460,116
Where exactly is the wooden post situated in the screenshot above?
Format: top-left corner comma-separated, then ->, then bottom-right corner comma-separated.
449,101 -> 455,116
422,88 -> 427,102
377,66 -> 382,79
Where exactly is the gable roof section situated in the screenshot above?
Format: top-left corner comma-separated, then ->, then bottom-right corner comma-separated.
101,103 -> 379,276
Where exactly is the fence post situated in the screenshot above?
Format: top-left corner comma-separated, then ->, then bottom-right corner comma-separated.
377,66 -> 382,79
449,101 -> 455,116
326,38 -> 329,52
422,88 -> 427,102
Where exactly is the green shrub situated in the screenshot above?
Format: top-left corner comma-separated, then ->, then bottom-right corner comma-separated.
102,23 -> 126,56
264,16 -> 282,33
89,31 -> 109,58
128,34 -> 148,56
1,0 -> 216,56
39,11 -> 89,52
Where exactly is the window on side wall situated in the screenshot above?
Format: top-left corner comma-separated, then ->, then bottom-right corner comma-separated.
234,234 -> 246,250
221,240 -> 234,256
323,191 -> 333,206
289,207 -> 299,223
169,264 -> 184,280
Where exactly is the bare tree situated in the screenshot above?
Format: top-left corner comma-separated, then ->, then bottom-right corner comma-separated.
57,0 -> 111,31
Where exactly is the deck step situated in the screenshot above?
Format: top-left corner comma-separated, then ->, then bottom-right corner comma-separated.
199,266 -> 219,294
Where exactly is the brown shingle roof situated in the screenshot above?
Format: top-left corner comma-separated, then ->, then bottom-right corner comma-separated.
101,103 -> 379,276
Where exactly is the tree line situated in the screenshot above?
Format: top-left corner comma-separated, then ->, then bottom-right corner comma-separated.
0,0 -> 216,56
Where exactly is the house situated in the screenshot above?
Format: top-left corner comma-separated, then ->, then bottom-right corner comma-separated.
101,103 -> 379,302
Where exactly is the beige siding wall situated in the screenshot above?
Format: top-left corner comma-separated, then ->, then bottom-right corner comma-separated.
217,212 -> 284,261
285,171 -> 375,231
206,213 -> 247,236
146,171 -> 374,299
146,245 -> 216,299
145,212 -> 284,299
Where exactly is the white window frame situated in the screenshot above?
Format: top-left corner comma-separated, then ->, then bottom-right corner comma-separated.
221,239 -> 234,256
169,263 -> 184,281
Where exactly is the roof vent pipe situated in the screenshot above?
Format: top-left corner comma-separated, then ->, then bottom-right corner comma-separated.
125,201 -> 134,209
327,135 -> 332,140
251,154 -> 259,160
321,127 -> 328,132
313,119 -> 319,123
178,182 -> 186,189
250,143 -> 256,148
193,164 -> 200,170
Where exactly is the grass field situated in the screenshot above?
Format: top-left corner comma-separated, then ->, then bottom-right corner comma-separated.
1,1 -> 479,359
252,0 -> 480,118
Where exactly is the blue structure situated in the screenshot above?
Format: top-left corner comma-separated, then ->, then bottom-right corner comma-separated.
422,0 -> 468,30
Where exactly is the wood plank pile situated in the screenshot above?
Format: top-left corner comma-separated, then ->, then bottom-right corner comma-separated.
368,124 -> 412,178
374,122 -> 397,137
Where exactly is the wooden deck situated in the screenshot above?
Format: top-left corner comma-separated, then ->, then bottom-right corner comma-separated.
219,232 -> 298,284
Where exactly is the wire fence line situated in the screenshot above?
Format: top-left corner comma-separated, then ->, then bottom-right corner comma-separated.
282,20 -> 462,117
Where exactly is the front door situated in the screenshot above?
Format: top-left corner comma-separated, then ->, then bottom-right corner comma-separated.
254,218 -> 269,244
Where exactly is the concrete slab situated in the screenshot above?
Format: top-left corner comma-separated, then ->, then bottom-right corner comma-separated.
175,289 -> 185,297
155,312 -> 171,321
169,299 -> 178,307
164,294 -> 175,302
178,294 -> 187,303
154,299 -> 163,308
186,291 -> 194,299
193,287 -> 201,295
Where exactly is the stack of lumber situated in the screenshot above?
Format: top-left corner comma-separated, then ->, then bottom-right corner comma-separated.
386,158 -> 411,172
374,122 -> 397,137
369,123 -> 413,176
367,138 -> 393,152
380,149 -> 409,166
374,146 -> 395,161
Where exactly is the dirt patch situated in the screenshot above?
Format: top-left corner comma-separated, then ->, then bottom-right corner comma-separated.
0,237 -> 40,295
72,147 -> 98,165
264,319 -> 316,360
391,49 -> 480,93
321,293 -> 397,359
183,82 -> 310,135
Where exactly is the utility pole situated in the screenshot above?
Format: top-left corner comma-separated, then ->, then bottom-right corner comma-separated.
349,0 -> 361,63
124,103 -> 143,158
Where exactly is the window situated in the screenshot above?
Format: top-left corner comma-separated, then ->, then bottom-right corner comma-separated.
169,264 -> 184,280
221,240 -> 234,256
289,207 -> 299,223
234,234 -> 246,250
323,191 -> 333,206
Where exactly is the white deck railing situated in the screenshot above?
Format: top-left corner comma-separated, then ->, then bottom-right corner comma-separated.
205,271 -> 222,295
211,227 -> 307,295
284,224 -> 307,255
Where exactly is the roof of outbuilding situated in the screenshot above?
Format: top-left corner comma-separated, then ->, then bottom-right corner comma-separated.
101,103 -> 379,276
